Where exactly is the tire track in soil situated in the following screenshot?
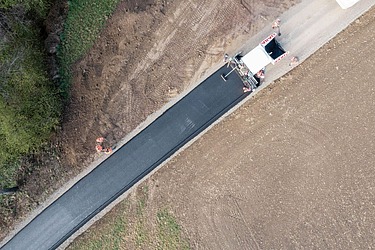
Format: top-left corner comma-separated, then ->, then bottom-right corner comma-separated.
106,0 -> 249,135
225,195 -> 260,250
112,0 -> 257,102
202,194 -> 260,250
244,117 -> 335,168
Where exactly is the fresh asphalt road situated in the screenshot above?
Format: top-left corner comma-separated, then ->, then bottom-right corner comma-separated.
1,0 -> 374,249
1,66 -> 249,250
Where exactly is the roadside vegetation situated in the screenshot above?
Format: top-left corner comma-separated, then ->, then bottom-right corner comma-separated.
0,0 -> 122,187
0,0 -> 60,189
157,209 -> 190,250
0,0 -> 122,237
58,0 -> 121,95
68,185 -> 190,250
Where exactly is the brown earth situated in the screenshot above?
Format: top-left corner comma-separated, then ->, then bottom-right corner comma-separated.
69,5 -> 375,250
0,0 -> 301,242
61,0 -> 299,169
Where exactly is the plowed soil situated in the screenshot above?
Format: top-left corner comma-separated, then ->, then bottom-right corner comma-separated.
70,5 -> 375,250
141,8 -> 375,249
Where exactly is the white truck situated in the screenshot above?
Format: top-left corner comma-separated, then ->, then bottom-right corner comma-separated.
336,0 -> 361,9
222,33 -> 288,92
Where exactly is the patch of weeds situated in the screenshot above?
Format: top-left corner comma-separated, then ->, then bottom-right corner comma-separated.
0,159 -> 19,188
157,209 -> 190,250
84,240 -> 103,250
112,217 -> 126,249
68,204 -> 128,250
68,185 -> 158,249
135,219 -> 148,247
136,185 -> 148,215
135,185 -> 149,247
58,0 -> 122,96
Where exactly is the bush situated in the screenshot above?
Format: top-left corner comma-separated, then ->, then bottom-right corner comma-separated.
0,0 -> 51,18
0,49 -> 61,160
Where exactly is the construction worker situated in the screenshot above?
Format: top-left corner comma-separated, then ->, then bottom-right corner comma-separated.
272,18 -> 280,29
95,137 -> 113,154
96,144 -> 103,153
223,53 -> 229,62
96,137 -> 105,143
289,56 -> 299,66
104,147 -> 113,154
256,69 -> 265,79
272,18 -> 281,36
243,86 -> 252,93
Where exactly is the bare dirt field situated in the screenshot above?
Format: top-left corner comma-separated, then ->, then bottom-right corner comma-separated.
68,5 -> 375,250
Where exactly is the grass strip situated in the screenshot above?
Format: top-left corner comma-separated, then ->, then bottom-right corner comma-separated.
58,0 -> 121,96
157,209 -> 190,250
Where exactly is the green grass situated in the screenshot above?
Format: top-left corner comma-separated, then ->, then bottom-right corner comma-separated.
157,209 -> 190,250
58,0 -> 121,96
135,185 -> 149,247
70,211 -> 127,250
68,185 -> 190,250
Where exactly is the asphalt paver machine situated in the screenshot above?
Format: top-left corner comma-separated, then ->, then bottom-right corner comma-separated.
222,33 -> 288,92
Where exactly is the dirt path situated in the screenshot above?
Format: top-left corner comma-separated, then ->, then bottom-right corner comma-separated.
69,5 -> 375,249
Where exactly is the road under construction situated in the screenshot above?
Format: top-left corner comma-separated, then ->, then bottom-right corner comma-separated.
1,0 -> 374,249
1,65 -> 249,250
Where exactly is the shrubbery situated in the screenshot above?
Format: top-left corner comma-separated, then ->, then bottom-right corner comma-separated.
0,0 -> 121,186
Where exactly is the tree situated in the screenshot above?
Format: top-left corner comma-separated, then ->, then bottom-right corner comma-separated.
0,0 -> 61,184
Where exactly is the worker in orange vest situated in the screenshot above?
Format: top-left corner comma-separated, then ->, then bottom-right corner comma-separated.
95,137 -> 113,154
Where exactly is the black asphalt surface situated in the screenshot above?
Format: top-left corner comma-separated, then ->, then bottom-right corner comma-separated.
1,65 -> 248,250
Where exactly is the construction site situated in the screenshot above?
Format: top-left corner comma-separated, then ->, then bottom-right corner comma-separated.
1,0 -> 375,249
